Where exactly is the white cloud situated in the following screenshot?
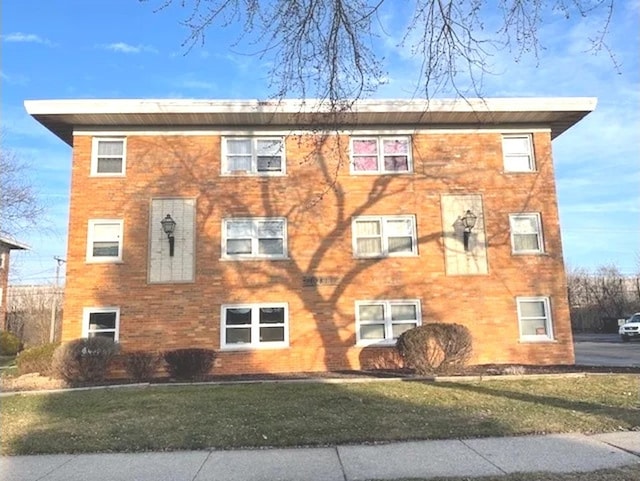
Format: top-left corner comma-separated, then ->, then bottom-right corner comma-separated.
1,32 -> 52,45
101,42 -> 158,54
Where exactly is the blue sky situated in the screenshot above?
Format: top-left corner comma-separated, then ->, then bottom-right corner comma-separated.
2,0 -> 639,284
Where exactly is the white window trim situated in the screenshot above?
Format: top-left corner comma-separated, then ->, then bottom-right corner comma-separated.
516,297 -> 554,342
222,217 -> 288,260
220,303 -> 289,350
355,299 -> 422,346
91,137 -> 126,176
221,136 -> 286,176
350,136 -> 413,175
502,134 -> 535,172
352,215 -> 418,258
82,307 -> 120,342
86,219 -> 124,263
0,252 -> 5,270
509,213 -> 544,254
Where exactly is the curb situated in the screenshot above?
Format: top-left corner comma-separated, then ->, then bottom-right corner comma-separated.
0,371 -> 606,397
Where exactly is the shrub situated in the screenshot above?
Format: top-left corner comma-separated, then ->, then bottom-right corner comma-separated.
163,348 -> 216,381
52,337 -> 120,383
16,342 -> 60,376
123,351 -> 161,381
0,331 -> 22,356
396,323 -> 472,375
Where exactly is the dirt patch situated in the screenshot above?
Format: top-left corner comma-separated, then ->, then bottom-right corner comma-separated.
1,372 -> 68,392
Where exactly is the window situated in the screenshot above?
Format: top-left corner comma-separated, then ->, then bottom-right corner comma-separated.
352,215 -> 417,257
351,136 -> 412,173
221,303 -> 288,349
83,307 -> 120,341
502,134 -> 535,172
509,213 -> 544,254
0,252 -> 5,269
91,138 -> 126,176
222,137 -> 285,175
223,218 -> 287,259
517,297 -> 553,341
87,220 -> 123,262
356,300 -> 421,345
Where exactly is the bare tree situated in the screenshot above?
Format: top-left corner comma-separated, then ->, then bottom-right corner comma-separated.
143,0 -> 615,101
0,132 -> 44,237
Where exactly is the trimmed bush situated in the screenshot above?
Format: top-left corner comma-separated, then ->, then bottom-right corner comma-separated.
123,351 -> 161,381
163,348 -> 215,380
16,342 -> 60,376
0,331 -> 22,356
52,337 -> 120,383
396,323 -> 472,375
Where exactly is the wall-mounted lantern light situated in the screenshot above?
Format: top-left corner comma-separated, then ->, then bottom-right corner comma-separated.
461,210 -> 477,252
160,214 -> 177,257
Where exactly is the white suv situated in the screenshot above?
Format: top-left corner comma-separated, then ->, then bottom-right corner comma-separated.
619,313 -> 640,342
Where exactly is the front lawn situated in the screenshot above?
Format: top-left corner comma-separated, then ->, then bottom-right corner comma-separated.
2,375 -> 638,455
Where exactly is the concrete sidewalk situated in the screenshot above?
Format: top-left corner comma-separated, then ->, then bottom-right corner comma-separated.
2,432 -> 639,481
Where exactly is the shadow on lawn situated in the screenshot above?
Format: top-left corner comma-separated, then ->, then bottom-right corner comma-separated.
4,381 -> 518,455
431,380 -> 640,428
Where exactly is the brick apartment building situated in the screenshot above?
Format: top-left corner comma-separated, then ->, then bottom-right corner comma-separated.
1,235 -> 29,330
25,98 -> 595,374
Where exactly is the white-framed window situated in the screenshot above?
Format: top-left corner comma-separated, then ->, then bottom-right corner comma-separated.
91,138 -> 126,176
222,218 -> 287,259
82,307 -> 120,342
0,251 -> 5,270
222,137 -> 286,175
356,300 -> 421,345
502,134 -> 535,172
352,215 -> 417,258
509,213 -> 544,254
350,136 -> 412,174
221,303 -> 289,349
87,219 -> 124,262
517,297 -> 553,341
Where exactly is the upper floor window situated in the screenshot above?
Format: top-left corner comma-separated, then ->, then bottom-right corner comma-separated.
502,134 -> 535,172
87,219 -> 123,262
221,303 -> 289,349
91,138 -> 126,176
517,297 -> 553,341
352,215 -> 417,258
222,137 -> 285,175
222,218 -> 287,259
509,213 -> 544,254
83,307 -> 120,342
356,300 -> 421,345
351,137 -> 412,174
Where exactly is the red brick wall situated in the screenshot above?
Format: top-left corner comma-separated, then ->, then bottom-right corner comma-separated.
62,131 -> 574,374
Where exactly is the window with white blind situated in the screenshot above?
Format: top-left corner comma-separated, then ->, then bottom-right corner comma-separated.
221,303 -> 288,349
222,218 -> 287,259
87,220 -> 123,262
83,307 -> 120,341
352,215 -> 417,258
356,300 -> 421,345
350,136 -> 412,173
509,213 -> 544,254
222,137 -> 285,175
502,134 -> 535,172
91,138 -> 126,176
517,297 -> 553,341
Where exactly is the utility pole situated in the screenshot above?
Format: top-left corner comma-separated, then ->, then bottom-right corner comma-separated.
49,256 -> 66,343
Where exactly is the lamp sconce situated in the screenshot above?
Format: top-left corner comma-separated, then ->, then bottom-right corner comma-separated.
160,214 -> 177,257
460,210 -> 477,252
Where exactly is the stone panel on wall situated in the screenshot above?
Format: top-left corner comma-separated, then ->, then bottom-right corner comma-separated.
149,198 -> 195,283
441,194 -> 488,275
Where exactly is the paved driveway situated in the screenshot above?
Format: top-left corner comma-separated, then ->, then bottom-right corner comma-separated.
573,333 -> 640,367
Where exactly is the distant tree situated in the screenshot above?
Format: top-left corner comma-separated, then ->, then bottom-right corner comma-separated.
0,131 -> 44,237
144,0 -> 615,102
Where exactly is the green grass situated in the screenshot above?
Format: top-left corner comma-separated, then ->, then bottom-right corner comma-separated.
0,355 -> 17,377
1,375 -> 639,455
